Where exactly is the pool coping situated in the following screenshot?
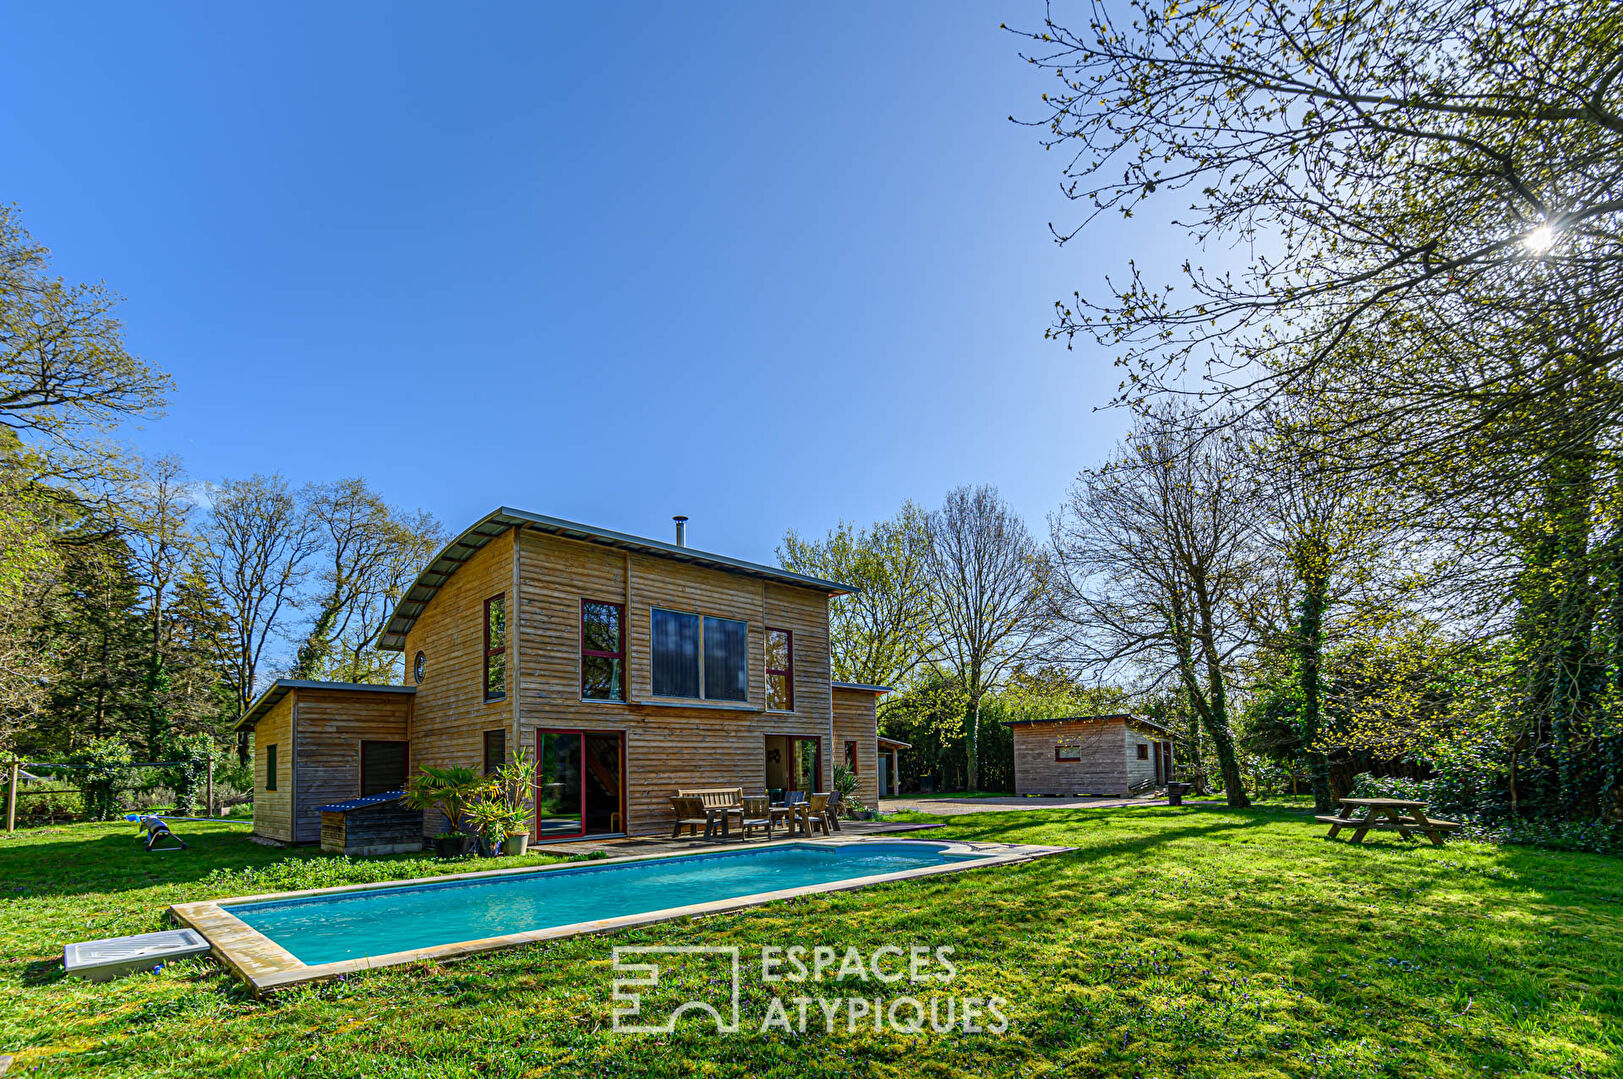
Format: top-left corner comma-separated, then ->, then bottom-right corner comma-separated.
169,835 -> 1069,995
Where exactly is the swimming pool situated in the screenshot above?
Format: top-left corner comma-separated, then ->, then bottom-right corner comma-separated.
228,842 -> 985,967
172,836 -> 1067,993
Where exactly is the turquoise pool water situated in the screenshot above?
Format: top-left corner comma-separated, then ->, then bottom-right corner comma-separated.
227,841 -> 982,966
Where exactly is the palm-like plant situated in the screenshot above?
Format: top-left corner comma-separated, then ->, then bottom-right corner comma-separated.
403,765 -> 492,838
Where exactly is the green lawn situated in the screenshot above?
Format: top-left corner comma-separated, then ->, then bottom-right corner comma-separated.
2,806 -> 1619,1077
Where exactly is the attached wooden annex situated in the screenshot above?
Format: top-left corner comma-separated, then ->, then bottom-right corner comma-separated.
1005,715 -> 1176,797
242,508 -> 887,844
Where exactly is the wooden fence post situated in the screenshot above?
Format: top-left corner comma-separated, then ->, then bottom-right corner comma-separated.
6,760 -> 17,833
206,757 -> 215,819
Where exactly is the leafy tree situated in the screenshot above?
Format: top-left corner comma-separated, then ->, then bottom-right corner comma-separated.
0,204 -> 169,447
778,502 -> 934,687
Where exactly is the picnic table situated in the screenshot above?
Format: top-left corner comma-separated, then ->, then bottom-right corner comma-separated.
1317,798 -> 1461,846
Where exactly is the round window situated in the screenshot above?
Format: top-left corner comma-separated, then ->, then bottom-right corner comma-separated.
413,650 -> 426,684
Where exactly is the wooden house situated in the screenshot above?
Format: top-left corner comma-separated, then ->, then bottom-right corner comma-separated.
1005,715 -> 1176,797
239,508 -> 882,845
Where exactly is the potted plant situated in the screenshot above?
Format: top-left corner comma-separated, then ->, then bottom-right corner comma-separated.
404,765 -> 491,857
480,748 -> 537,856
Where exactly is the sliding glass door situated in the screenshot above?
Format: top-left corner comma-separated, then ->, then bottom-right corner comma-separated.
535,729 -> 624,839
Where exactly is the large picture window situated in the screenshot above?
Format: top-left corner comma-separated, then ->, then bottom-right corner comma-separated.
651,608 -> 749,702
765,628 -> 793,711
581,600 -> 626,701
484,594 -> 507,702
651,608 -> 700,698
704,616 -> 749,702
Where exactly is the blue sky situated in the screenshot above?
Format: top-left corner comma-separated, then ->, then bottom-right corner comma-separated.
0,3 -> 1191,562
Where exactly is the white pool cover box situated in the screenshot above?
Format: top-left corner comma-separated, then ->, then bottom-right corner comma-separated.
63,928 -> 211,981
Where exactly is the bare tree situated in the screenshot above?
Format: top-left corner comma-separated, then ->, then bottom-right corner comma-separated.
1049,412 -> 1257,806
926,485 -> 1047,791
778,502 -> 935,688
198,475 -> 320,717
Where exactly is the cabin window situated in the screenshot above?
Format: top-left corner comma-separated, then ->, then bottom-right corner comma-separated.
484,594 -> 507,701
1136,743 -> 1150,760
766,628 -> 794,711
650,608 -> 749,702
483,729 -> 507,775
581,600 -> 626,701
361,741 -> 409,795
1055,741 -> 1083,762
844,739 -> 858,773
265,743 -> 278,791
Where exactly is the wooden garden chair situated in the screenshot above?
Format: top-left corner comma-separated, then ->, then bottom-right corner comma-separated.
669,796 -> 711,838
738,795 -> 775,841
799,793 -> 833,836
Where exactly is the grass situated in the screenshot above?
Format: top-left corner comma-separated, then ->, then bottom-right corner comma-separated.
1,806 -> 1619,1078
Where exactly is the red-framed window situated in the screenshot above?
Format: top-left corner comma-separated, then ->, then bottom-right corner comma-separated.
484,594 -> 507,702
581,600 -> 626,701
844,739 -> 858,774
766,627 -> 793,711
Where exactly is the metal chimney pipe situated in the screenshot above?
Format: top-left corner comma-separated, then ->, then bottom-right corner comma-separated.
673,515 -> 688,546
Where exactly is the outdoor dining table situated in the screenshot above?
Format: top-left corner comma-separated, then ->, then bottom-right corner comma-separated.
771,799 -> 808,835
1317,797 -> 1461,846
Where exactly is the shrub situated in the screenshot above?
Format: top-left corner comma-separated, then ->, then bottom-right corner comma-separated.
168,733 -> 220,815
68,737 -> 134,821
0,776 -> 83,824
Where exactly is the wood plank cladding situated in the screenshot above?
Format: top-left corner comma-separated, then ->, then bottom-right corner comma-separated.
510,529 -> 835,836
1010,718 -> 1134,796
252,695 -> 294,843
400,529 -> 516,799
832,688 -> 880,810
291,689 -> 412,843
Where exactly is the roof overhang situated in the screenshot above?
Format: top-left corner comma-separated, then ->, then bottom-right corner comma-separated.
379,507 -> 860,652
1001,714 -> 1177,739
236,679 -> 416,731
832,681 -> 894,695
877,735 -> 912,751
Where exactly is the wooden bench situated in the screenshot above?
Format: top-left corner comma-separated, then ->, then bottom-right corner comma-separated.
1320,798 -> 1461,846
675,787 -> 744,837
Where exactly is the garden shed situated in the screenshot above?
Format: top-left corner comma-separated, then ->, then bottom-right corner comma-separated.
1005,715 -> 1176,797
235,680 -> 415,844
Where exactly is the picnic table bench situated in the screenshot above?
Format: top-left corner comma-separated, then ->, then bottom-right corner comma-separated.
1317,798 -> 1461,846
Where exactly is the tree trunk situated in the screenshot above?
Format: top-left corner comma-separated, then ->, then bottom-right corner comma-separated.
965,693 -> 981,792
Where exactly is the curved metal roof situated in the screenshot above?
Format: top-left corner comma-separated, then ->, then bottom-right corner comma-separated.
378,507 -> 858,652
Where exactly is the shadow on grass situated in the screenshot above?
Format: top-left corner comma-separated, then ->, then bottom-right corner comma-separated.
1,826 -> 328,899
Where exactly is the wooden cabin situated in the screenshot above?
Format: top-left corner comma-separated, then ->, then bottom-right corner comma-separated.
236,681 -> 414,844
240,507 -> 875,845
1005,715 -> 1176,797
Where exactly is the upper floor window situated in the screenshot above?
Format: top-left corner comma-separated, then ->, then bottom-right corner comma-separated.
581,600 -> 626,701
651,608 -> 748,702
766,628 -> 793,711
484,594 -> 507,701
